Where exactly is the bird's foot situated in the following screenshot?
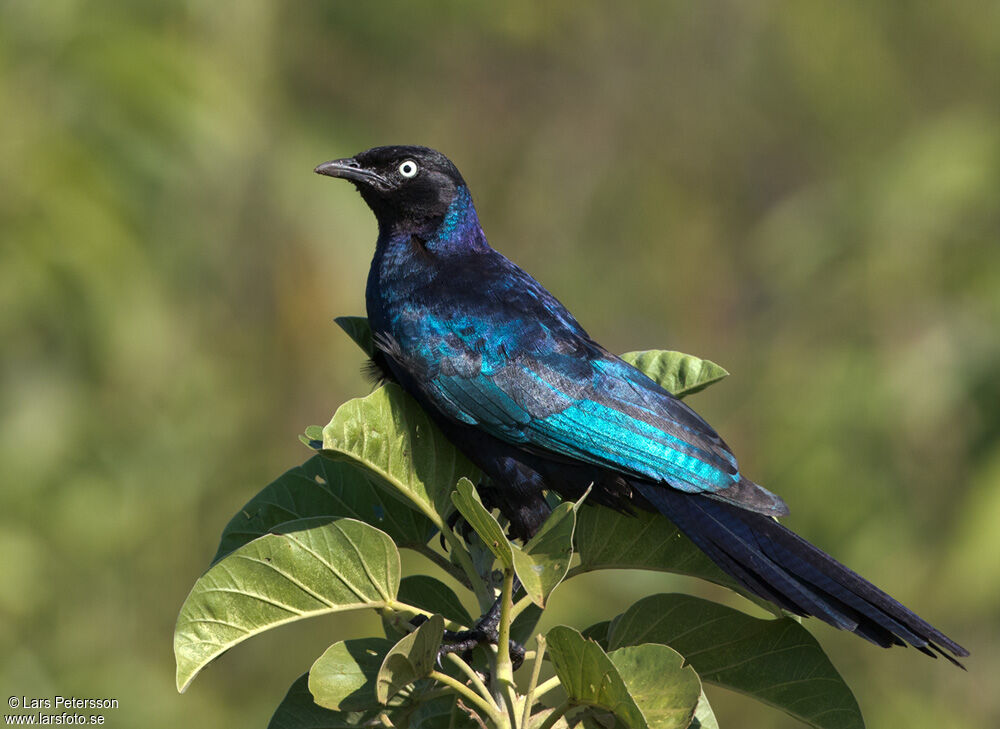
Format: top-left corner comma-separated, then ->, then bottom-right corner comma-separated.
435,592 -> 525,670
437,629 -> 525,672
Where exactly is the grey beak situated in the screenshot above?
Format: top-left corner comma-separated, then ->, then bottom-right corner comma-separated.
314,158 -> 387,187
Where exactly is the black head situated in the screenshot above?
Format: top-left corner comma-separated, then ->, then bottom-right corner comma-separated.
315,145 -> 467,235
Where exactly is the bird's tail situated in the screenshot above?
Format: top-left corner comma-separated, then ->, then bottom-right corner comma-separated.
632,482 -> 969,666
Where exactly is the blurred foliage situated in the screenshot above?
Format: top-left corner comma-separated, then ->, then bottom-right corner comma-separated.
1,1 -> 997,727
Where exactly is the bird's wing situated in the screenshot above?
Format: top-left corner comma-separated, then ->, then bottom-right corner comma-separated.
377,316 -> 741,495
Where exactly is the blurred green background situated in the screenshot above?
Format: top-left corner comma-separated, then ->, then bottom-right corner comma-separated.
2,1 -> 998,726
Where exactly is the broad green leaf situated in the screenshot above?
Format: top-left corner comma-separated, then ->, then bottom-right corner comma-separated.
336,316 -> 375,356
573,506 -> 744,587
565,680 -> 715,729
213,455 -> 434,563
512,499 -> 578,607
309,638 -> 395,711
451,477 -> 513,568
409,695 -> 479,729
608,644 -> 701,729
268,673 -> 376,729
175,518 -> 400,692
572,506 -> 778,615
321,384 -> 481,525
396,575 -> 475,627
620,350 -> 728,398
690,692 -> 718,729
581,620 -> 612,649
546,626 -> 647,729
377,614 -> 445,703
608,594 -> 864,729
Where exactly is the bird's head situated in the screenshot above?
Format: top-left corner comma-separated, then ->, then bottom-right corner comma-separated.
315,145 -> 468,237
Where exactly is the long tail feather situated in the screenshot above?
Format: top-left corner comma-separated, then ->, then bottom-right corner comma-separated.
632,482 -> 969,666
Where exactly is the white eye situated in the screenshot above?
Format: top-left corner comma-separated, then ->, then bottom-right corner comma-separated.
398,160 -> 418,178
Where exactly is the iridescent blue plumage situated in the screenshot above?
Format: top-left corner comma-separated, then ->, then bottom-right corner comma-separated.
316,144 -> 968,665
367,186 -> 751,498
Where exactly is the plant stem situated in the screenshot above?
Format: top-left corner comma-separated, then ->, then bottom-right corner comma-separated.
446,653 -> 495,708
531,676 -> 562,702
534,701 -> 570,729
383,600 -> 470,632
519,635 -> 546,729
383,600 -> 432,619
430,670 -> 506,729
495,568 -> 516,686
493,567 -> 520,729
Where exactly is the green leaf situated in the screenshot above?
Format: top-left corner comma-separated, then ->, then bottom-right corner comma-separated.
690,692 -> 718,729
409,695 -> 478,729
572,506 -> 778,614
174,518 -> 400,692
620,350 -> 728,399
396,575 -> 474,626
268,673 -> 377,729
376,613 -> 445,703
608,594 -> 864,729
320,384 -> 482,526
451,477 -> 513,568
573,706 -> 619,728
213,455 -> 434,563
309,637 -> 395,711
335,316 -> 375,356
607,644 -> 701,729
581,620 -> 612,649
382,575 -> 472,639
512,499 -> 579,607
572,507 -> 742,588
546,626 -> 647,729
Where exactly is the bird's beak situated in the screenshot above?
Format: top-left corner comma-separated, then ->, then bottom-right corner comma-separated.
314,158 -> 387,188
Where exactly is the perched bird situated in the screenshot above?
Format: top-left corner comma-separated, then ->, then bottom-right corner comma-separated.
315,145 -> 968,665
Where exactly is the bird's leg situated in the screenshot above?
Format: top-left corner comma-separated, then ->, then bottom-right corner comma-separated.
437,577 -> 526,670
436,478 -> 528,667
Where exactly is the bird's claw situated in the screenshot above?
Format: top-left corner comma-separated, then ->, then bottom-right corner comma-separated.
436,628 -> 525,671
433,593 -> 526,671
409,611 -> 525,671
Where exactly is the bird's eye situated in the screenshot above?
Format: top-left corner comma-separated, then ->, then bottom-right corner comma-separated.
398,160 -> 418,178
